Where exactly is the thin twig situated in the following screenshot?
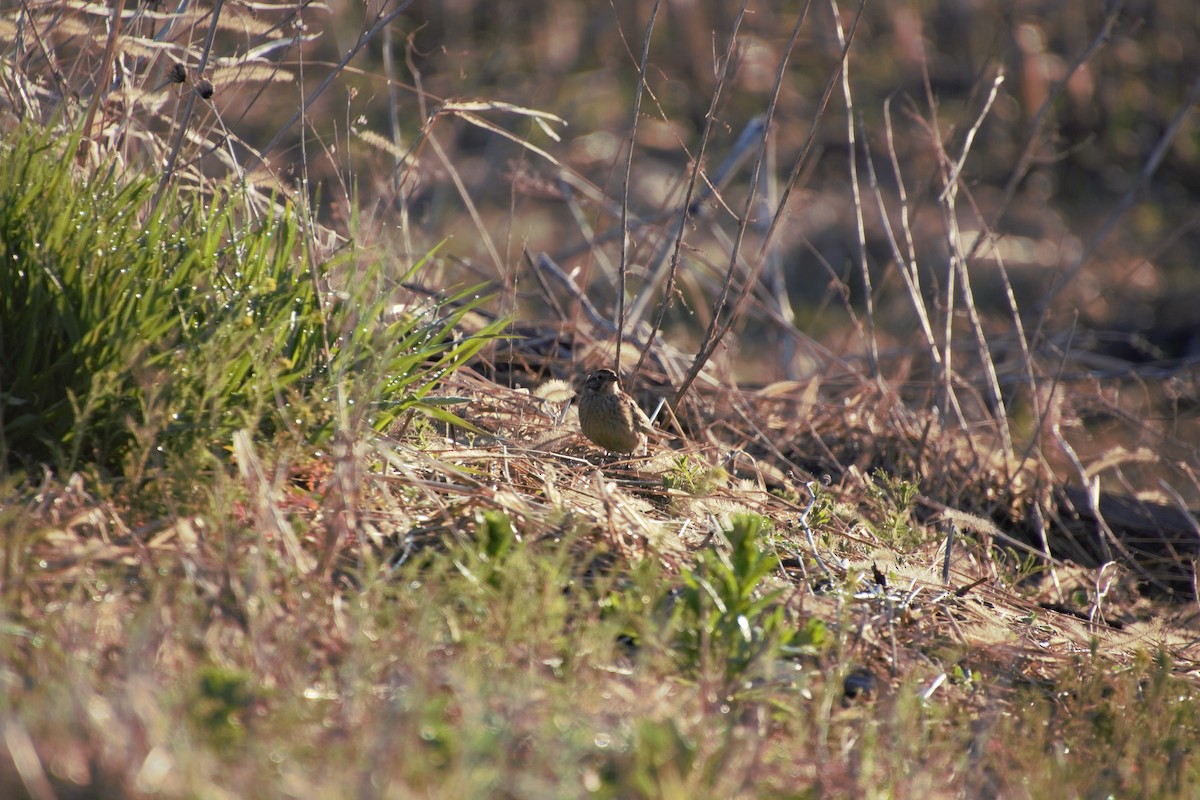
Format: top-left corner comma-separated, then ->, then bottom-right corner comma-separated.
627,113 -> 762,334
427,129 -> 506,275
614,0 -> 662,371
868,101 -> 939,360
530,253 -> 614,333
675,0 -> 864,413
247,0 -> 415,178
631,5 -> 754,377
798,481 -> 832,578
1158,479 -> 1200,542
940,72 -> 1014,458
79,0 -> 126,155
15,0 -> 74,121
831,0 -> 878,377
982,0 -> 1125,246
152,0 -> 224,211
941,521 -> 954,585
1043,73 -> 1200,308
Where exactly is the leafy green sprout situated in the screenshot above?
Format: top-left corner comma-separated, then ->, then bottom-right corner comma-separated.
866,470 -> 925,551
670,513 -> 826,689
661,454 -> 729,496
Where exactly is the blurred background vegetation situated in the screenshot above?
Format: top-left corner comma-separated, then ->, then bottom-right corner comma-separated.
150,0 -> 1197,380
13,1 -> 1198,356
3,0 -> 1198,484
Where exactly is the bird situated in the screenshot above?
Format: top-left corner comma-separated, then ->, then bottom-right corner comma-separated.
577,368 -> 664,455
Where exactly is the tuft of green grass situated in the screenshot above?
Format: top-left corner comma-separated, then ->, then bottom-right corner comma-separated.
0,124 -> 503,478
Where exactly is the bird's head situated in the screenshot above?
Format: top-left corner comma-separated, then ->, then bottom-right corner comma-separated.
583,368 -> 621,395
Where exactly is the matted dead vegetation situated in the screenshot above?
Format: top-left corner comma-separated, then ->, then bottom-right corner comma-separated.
4,0 -> 1200,796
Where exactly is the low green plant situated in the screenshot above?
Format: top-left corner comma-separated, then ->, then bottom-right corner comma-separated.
0,124 -> 503,476
454,509 -> 521,589
866,469 -> 924,551
190,665 -> 255,749
477,509 -> 517,561
661,454 -> 727,496
670,513 -> 814,688
619,717 -> 699,798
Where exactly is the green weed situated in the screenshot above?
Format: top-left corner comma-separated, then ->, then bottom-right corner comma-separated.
671,513 -> 813,689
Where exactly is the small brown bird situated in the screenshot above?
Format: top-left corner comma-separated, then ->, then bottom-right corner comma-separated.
577,368 -> 662,455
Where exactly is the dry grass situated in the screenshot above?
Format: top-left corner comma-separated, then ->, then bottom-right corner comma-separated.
4,0 -> 1200,797
5,355 -> 1200,796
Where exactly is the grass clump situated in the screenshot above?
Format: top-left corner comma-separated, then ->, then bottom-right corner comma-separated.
0,124 -> 502,478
